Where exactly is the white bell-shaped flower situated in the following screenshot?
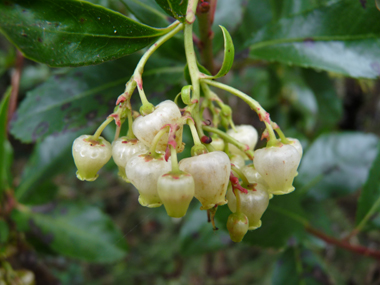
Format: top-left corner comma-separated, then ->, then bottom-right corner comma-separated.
132,100 -> 183,152
72,135 -> 112,181
126,152 -> 171,207
253,144 -> 301,195
179,151 -> 231,210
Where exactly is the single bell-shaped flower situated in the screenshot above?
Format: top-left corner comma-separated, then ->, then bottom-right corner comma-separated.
72,135 -> 112,181
126,152 -> 171,207
179,151 -> 231,210
253,144 -> 301,195
157,171 -> 195,218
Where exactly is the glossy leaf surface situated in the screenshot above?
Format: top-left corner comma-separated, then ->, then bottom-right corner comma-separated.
155,0 -> 188,23
0,0 -> 171,67
10,55 -> 183,143
297,133 -> 379,200
248,1 -> 380,78
121,0 -> 169,28
12,202 -> 128,262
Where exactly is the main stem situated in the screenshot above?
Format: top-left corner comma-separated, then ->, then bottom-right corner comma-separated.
184,22 -> 205,139
197,4 -> 215,74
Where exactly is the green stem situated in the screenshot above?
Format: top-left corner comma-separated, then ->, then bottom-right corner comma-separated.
135,21 -> 183,76
272,122 -> 290,144
114,125 -> 121,141
187,119 -> 202,145
184,22 -> 205,138
92,117 -> 113,140
203,125 -> 254,160
233,188 -> 242,215
231,165 -> 249,188
170,145 -> 180,173
126,108 -> 136,139
149,126 -> 169,154
202,79 -> 279,147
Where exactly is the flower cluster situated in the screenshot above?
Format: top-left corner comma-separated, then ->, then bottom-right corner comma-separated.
71,18 -> 302,243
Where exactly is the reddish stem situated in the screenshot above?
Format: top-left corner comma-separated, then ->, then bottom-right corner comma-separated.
306,226 -> 380,260
7,50 -> 24,127
196,0 -> 217,74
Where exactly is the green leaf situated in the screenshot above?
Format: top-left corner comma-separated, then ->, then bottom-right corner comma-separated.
0,87 -> 12,194
179,205 -> 229,256
16,129 -> 93,202
155,0 -> 188,23
243,194 -> 306,248
297,133 -> 379,200
248,1 -> 380,78
272,245 -> 332,285
302,69 -> 342,132
10,55 -> 183,143
121,0 -> 169,28
356,143 -> 380,228
0,0 -> 173,67
201,26 -> 234,79
233,0 -> 272,50
12,202 -> 128,262
281,68 -> 318,132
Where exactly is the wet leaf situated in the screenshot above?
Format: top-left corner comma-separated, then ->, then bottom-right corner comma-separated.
121,0 -> 169,28
247,1 -> 380,78
0,0 -> 173,67
155,0 -> 188,23
10,55 -> 183,143
12,202 -> 128,262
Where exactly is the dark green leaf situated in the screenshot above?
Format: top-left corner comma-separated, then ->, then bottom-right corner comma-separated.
12,202 -> 128,262
248,1 -> 380,78
233,0 -> 272,50
302,69 -> 343,132
10,55 -> 183,143
121,0 -> 169,28
0,0 -> 173,67
179,205 -> 229,256
297,133 -> 379,200
243,194 -> 306,248
278,0 -> 334,18
0,87 -> 12,194
272,245 -> 332,285
201,26 -> 234,79
356,143 -> 380,227
155,0 -> 188,23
